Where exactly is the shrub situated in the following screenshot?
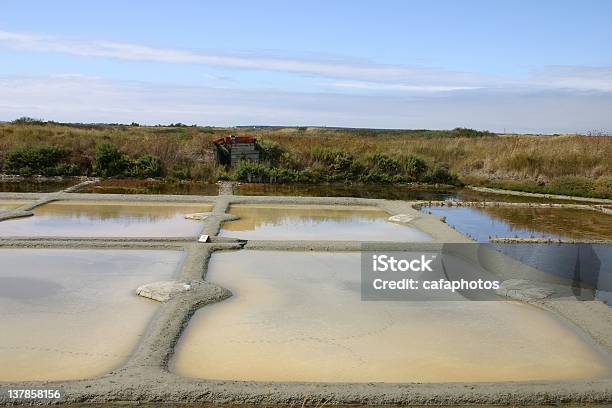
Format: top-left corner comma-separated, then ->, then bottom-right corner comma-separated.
426,163 -> 459,185
233,161 -> 319,184
132,154 -> 163,178
312,147 -> 353,169
369,153 -> 402,174
54,163 -> 81,176
233,160 -> 272,182
217,169 -> 231,181
592,176 -> 612,199
360,169 -> 400,183
487,179 -> 545,193
169,162 -> 192,180
94,143 -> 132,177
312,147 -> 357,179
549,175 -> 594,197
12,117 -> 45,125
189,162 -> 219,182
256,139 -> 285,166
403,155 -> 428,180
4,145 -> 66,176
450,128 -> 495,137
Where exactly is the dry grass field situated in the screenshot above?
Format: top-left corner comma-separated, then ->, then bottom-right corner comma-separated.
1,122 -> 610,198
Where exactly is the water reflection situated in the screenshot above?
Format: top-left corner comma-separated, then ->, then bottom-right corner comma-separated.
0,179 -> 77,193
0,201 -> 213,237
83,179 -> 219,195
221,204 -> 431,241
235,183 -> 456,201
235,183 -> 599,204
422,206 -> 612,241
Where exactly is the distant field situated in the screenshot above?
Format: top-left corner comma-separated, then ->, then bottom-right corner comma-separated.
0,122 -> 610,198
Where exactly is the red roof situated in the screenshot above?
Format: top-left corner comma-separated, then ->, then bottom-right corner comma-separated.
213,136 -> 256,145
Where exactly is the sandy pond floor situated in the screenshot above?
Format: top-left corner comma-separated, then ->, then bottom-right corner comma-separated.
171,250 -> 612,383
220,204 -> 432,241
0,248 -> 183,381
0,199 -> 29,211
0,201 -> 212,237
0,191 -> 610,404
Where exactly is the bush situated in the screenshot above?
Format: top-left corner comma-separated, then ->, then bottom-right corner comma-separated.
549,175 -> 594,197
256,139 -> 285,166
312,147 -> 353,170
233,160 -> 319,184
4,145 -> 66,176
312,147 -> 359,180
369,153 -> 402,174
94,143 -> 132,177
54,163 -> 81,176
360,169 -> 400,183
233,160 -> 272,182
403,155 -> 428,180
450,128 -> 495,137
485,176 -> 610,199
169,162 -> 192,180
593,176 -> 612,199
132,154 -> 163,178
426,163 -> 459,185
12,117 -> 45,125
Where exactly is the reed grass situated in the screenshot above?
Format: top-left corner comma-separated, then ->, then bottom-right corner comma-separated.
0,123 -> 610,197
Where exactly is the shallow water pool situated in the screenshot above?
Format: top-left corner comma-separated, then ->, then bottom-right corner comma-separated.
0,201 -> 213,237
170,250 -> 612,383
220,204 -> 431,241
422,206 -> 612,242
0,248 -> 183,381
82,179 -> 219,195
0,179 -> 78,193
0,199 -> 28,211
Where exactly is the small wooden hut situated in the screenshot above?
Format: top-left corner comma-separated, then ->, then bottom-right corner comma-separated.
213,135 -> 259,166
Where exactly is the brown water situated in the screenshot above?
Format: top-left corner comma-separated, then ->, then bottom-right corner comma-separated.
83,179 -> 219,195
235,183 -> 457,201
0,199 -> 28,211
235,183 -> 598,204
0,248 -> 183,381
423,206 -> 612,242
171,251 -> 612,383
220,204 -> 431,241
0,201 -> 213,237
0,179 -> 78,193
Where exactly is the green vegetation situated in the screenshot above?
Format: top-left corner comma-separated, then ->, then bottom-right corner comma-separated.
0,121 -> 610,198
94,143 -> 162,178
94,143 -> 131,177
4,145 -> 79,176
484,175 -> 612,199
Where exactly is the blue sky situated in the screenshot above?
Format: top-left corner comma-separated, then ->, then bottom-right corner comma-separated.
1,0 -> 611,132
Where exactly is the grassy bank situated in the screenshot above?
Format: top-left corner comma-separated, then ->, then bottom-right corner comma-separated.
0,121 -> 610,198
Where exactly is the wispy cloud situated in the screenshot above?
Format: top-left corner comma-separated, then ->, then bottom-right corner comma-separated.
530,66 -> 612,92
2,74 -> 611,133
3,31 -> 612,93
0,30 -> 498,91
331,81 -> 481,92
1,30 -> 611,131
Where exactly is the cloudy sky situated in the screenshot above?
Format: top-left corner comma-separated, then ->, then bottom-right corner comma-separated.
1,0 -> 611,133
